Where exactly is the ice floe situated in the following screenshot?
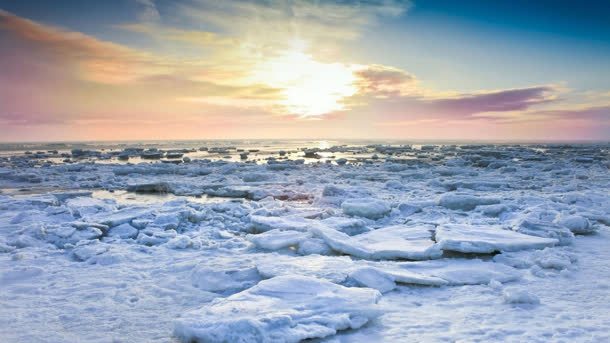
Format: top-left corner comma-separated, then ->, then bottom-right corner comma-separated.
341,198 -> 392,219
436,224 -> 558,253
173,275 -> 382,343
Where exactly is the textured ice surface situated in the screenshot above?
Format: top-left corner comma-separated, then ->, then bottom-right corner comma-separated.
341,198 -> 391,219
502,288 -> 541,305
247,229 -> 312,250
396,259 -> 523,285
436,224 -> 558,253
311,224 -> 442,260
173,275 -> 382,343
349,267 -> 397,293
1,142 -> 609,342
256,254 -> 355,283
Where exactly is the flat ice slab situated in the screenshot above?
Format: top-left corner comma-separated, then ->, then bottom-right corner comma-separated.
173,275 -> 382,343
256,254 -> 447,288
395,259 -> 522,285
311,224 -> 442,260
353,225 -> 442,260
436,224 -> 558,253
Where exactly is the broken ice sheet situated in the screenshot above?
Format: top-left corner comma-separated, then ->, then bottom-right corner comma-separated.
310,224 -> 442,260
436,224 -> 558,254
173,275 -> 382,343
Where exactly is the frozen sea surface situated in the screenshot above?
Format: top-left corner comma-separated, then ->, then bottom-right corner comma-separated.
0,141 -> 609,342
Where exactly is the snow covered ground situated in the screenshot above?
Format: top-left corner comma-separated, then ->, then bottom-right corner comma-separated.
0,142 -> 609,342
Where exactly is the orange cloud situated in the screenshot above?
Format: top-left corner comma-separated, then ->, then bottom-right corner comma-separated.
0,10 -> 164,84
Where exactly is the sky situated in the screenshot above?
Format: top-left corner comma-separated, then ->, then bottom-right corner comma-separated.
0,0 -> 609,142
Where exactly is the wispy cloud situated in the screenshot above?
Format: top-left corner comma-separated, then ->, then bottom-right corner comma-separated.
0,3 -> 608,141
134,0 -> 161,22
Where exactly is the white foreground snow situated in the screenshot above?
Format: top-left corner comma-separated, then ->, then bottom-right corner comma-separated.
1,142 -> 609,342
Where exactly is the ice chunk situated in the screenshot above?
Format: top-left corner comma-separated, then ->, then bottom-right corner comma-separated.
71,241 -> 109,262
107,223 -> 138,239
241,172 -> 273,182
341,198 -> 391,220
494,247 -> 577,270
297,238 -> 332,255
321,216 -> 370,235
438,193 -> 501,211
174,275 -> 382,343
349,267 -> 396,293
322,185 -> 348,197
310,225 -> 372,259
136,230 -> 177,246
517,219 -> 574,245
249,215 -> 311,232
165,235 -> 194,249
247,229 -> 312,250
88,206 -> 151,227
311,225 -> 442,260
436,224 -> 558,253
558,215 -> 595,234
354,225 -> 442,260
256,254 -> 447,287
398,259 -> 522,285
478,204 -> 511,217
256,254 -> 355,283
370,263 -> 448,286
65,196 -> 114,217
152,212 -> 181,230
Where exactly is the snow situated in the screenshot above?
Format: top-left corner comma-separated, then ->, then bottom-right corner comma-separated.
1,142 -> 609,342
436,224 -> 558,253
173,275 -> 382,343
502,288 -> 541,305
191,259 -> 261,293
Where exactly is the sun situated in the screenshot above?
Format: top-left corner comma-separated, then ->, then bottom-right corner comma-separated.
251,46 -> 357,117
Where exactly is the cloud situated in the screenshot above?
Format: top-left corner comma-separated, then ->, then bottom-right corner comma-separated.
0,10 -> 283,129
353,64 -> 417,97
135,0 -> 161,22
0,9 -> 163,84
425,86 -> 558,116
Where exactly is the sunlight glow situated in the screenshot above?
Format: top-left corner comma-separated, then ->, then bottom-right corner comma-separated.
252,45 -> 357,117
